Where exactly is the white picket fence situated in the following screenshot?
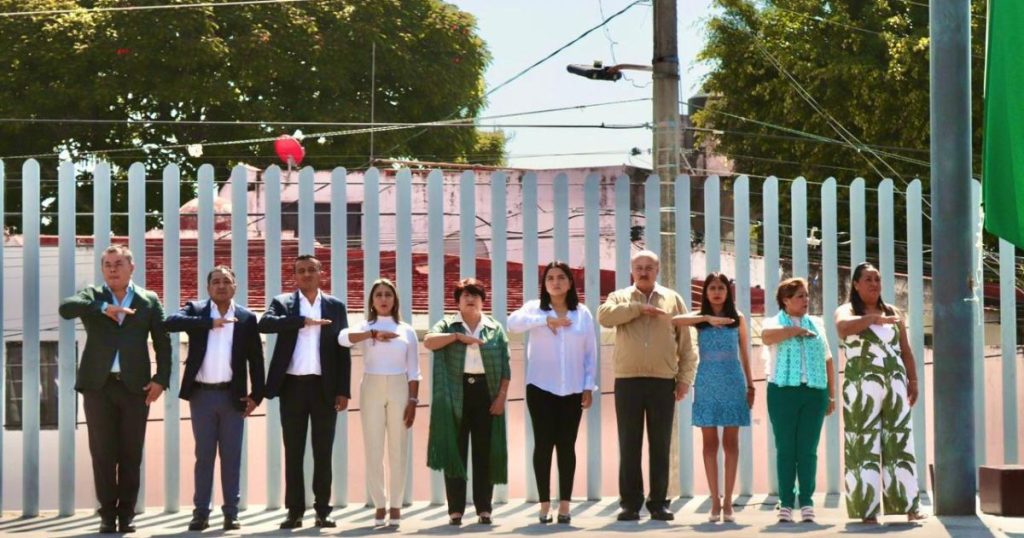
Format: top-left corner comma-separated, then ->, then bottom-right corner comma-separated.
0,160 -> 1019,515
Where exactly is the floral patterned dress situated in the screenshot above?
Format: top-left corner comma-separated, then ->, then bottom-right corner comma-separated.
841,322 -> 920,518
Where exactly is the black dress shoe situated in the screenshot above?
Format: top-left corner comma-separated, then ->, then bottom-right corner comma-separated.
477,515 -> 492,525
187,515 -> 210,531
538,514 -> 552,524
119,517 -> 137,533
99,517 -> 118,534
557,513 -> 572,524
616,509 -> 641,521
449,515 -> 462,525
223,516 -> 241,530
650,509 -> 675,521
314,515 -> 337,528
279,514 -> 303,529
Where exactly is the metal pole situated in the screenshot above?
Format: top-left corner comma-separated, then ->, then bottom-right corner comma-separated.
930,0 -> 976,515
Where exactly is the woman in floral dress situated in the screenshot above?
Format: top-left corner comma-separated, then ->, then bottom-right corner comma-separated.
834,262 -> 926,524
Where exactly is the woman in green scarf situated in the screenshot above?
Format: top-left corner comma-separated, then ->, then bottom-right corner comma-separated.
761,277 -> 836,524
424,278 -> 511,526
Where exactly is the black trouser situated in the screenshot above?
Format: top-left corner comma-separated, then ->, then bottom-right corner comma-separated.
614,377 -> 675,513
526,384 -> 583,502
444,374 -> 493,515
280,374 -> 337,518
82,374 -> 151,521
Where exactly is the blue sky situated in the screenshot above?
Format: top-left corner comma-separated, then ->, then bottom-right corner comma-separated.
448,0 -> 714,169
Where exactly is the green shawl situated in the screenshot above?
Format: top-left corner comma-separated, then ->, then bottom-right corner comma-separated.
426,314 -> 511,483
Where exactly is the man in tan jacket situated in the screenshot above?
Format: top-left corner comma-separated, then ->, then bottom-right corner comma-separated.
598,250 -> 698,522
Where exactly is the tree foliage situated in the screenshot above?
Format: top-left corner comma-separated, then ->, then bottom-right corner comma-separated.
696,0 -> 985,186
0,0 -> 498,233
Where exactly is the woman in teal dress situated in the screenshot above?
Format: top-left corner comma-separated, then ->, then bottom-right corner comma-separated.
673,273 -> 753,523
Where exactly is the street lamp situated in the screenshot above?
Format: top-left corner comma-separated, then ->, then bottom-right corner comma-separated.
566,61 -> 652,81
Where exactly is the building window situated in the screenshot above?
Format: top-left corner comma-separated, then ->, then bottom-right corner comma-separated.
4,341 -> 64,431
281,202 -> 362,246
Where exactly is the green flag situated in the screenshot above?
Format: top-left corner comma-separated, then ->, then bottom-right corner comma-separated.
983,0 -> 1024,248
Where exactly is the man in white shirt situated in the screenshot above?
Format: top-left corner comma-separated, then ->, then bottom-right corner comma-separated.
165,266 -> 265,531
260,255 -> 351,529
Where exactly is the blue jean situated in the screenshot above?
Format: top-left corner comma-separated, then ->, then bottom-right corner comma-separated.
189,388 -> 245,518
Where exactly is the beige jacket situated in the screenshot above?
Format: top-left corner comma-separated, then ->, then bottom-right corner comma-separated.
597,283 -> 699,385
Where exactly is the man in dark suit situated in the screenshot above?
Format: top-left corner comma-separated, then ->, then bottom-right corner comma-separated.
259,254 -> 350,529
58,245 -> 171,534
164,266 -> 265,532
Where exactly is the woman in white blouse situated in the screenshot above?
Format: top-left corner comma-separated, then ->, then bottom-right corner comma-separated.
508,261 -> 597,525
338,278 -> 421,527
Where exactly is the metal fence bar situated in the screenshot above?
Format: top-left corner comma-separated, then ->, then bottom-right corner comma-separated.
230,165 -> 249,511
198,165 -> 215,302
58,161 -> 77,516
128,163 -> 147,512
0,160 -> 4,513
615,175 -> 630,289
676,175 -> 694,498
879,179 -> 896,304
554,173 -> 569,262
298,166 -> 315,506
762,176 -> 779,495
734,176 -> 753,496
704,176 -> 720,272
790,177 -> 807,279
821,178 -> 841,495
93,162 -> 111,285
396,168 -> 414,506
21,159 -> 40,517
522,172 -> 539,502
906,179 -> 928,488
999,237 -> 1019,464
264,166 -> 283,509
971,180 -> 985,465
330,167 -> 350,508
850,178 -> 866,266
459,171 -> 475,280
490,171 -> 510,504
427,169 -> 446,504
584,173 -> 603,500
163,165 -> 182,512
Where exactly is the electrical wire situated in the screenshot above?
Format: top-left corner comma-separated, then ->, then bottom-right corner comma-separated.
0,0 -> 329,18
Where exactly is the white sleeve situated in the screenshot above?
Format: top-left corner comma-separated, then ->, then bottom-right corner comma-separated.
338,321 -> 367,349
507,300 -> 549,333
404,324 -> 422,381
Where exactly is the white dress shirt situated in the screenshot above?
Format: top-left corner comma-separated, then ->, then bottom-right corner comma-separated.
196,300 -> 235,384
287,290 -> 323,376
453,312 -> 495,374
338,316 -> 422,380
508,300 -> 598,396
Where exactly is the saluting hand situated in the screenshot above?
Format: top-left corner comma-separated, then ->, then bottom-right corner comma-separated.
545,316 -> 572,334
143,381 -> 164,406
456,333 -> 485,346
212,317 -> 237,329
104,305 -> 135,322
640,304 -> 667,317
374,330 -> 400,342
305,317 -> 333,327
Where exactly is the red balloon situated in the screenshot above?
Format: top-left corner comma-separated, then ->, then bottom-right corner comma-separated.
274,135 -> 305,166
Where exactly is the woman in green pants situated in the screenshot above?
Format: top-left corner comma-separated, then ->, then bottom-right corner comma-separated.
761,277 -> 836,523
835,262 -> 926,524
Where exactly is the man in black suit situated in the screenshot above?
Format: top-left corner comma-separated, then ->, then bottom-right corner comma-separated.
259,254 -> 350,529
164,266 -> 265,531
58,245 -> 171,534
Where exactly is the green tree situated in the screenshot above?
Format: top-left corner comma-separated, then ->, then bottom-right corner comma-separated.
0,0 -> 499,233
696,0 -> 986,265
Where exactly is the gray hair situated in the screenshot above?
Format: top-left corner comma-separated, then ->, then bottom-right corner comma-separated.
631,249 -> 660,265
101,245 -> 134,265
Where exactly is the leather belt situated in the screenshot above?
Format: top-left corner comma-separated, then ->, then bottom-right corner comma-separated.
194,381 -> 232,390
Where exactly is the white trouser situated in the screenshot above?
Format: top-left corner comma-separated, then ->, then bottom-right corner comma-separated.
360,373 -> 409,509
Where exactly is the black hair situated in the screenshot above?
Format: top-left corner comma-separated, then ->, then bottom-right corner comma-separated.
697,272 -> 740,328
539,261 -> 580,311
849,262 -> 895,316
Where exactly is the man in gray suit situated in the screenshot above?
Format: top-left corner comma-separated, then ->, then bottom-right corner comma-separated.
59,245 -> 171,534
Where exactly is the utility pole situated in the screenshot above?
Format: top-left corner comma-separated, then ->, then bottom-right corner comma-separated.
930,0 -> 976,515
653,0 -> 682,289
